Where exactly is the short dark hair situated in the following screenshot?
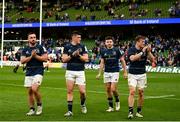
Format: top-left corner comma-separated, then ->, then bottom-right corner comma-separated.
135,35 -> 146,42
27,32 -> 36,37
105,36 -> 114,42
71,31 -> 81,37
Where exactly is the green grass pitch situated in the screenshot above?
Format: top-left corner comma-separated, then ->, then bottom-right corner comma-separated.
0,66 -> 180,121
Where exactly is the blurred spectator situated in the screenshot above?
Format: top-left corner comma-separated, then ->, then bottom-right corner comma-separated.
154,8 -> 162,17
81,15 -> 87,21
90,15 -> 96,21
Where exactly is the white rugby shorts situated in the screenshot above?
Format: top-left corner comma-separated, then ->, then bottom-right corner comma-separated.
65,70 -> 86,85
103,72 -> 119,83
128,73 -> 147,89
24,74 -> 43,87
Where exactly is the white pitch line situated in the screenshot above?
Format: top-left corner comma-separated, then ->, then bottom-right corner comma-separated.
161,97 -> 180,101
145,95 -> 175,99
0,83 -> 119,94
0,83 -> 178,100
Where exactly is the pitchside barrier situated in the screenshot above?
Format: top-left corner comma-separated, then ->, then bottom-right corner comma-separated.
1,61 -> 180,74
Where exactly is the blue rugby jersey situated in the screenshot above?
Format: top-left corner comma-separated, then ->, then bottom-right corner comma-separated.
128,46 -> 147,74
63,43 -> 88,71
100,47 -> 124,72
22,44 -> 47,76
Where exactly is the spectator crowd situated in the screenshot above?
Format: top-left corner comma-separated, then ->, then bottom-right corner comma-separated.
1,0 -> 179,23
2,33 -> 180,67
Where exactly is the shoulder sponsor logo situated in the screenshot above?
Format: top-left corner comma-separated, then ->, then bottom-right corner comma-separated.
26,51 -> 30,55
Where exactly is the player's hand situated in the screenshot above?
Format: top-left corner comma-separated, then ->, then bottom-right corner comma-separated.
31,50 -> 36,57
72,49 -> 80,57
96,74 -> 101,80
147,44 -> 151,52
152,62 -> 156,68
142,46 -> 148,53
123,71 -> 128,79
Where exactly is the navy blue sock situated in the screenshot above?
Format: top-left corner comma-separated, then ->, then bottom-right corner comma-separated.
129,107 -> 133,113
114,95 -> 120,102
30,107 -> 35,111
37,102 -> 42,106
137,106 -> 142,113
108,97 -> 113,108
67,101 -> 73,112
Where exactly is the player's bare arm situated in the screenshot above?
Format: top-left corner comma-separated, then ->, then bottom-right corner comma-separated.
34,53 -> 48,62
96,58 -> 104,80
129,46 -> 148,62
120,56 -> 128,79
21,56 -> 32,64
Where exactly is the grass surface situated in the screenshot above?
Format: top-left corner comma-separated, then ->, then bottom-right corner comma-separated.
0,66 -> 180,121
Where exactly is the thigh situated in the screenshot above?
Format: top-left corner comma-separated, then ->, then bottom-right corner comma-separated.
66,80 -> 75,92
111,82 -> 118,90
78,84 -> 86,94
105,82 -> 111,89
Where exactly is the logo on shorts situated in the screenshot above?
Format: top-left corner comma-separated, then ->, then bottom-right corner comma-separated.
37,81 -> 40,84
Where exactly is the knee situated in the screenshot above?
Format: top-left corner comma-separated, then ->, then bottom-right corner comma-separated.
79,89 -> 86,95
67,89 -> 73,94
138,90 -> 144,98
111,86 -> 116,93
129,90 -> 136,96
80,92 -> 86,98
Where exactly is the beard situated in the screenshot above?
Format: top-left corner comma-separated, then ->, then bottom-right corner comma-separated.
30,40 -> 36,46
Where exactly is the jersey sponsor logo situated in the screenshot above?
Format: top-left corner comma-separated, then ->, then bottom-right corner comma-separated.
35,49 -> 40,54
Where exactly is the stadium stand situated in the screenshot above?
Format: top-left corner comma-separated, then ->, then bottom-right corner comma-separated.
1,0 -> 180,23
